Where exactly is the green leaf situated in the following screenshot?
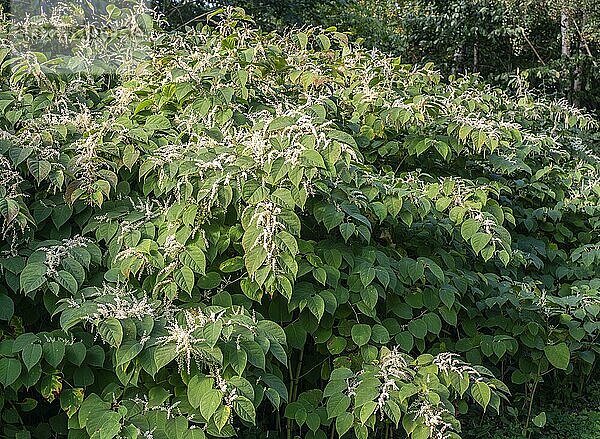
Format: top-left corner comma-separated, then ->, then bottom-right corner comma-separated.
408,319 -> 428,339
439,288 -> 455,308
324,380 -> 347,399
233,396 -> 256,424
370,325 -> 390,344
245,245 -> 267,275
0,294 -> 14,320
188,375 -> 214,409
174,266 -> 195,293
122,144 -> 140,169
219,256 -> 244,273
0,357 -> 22,386
327,336 -> 347,355
261,373 -> 289,403
200,389 -> 223,421
532,411 -> 547,428
22,343 -> 42,371
335,412 -> 353,437
306,412 -> 320,432
180,247 -> 206,274
327,393 -> 351,419
351,324 -> 371,347
98,318 -> 123,348
267,116 -> 295,131
20,262 -> 46,293
86,345 -> 105,367
471,232 -> 492,254
308,295 -> 325,321
213,405 -> 230,432
242,340 -> 265,370
498,249 -> 510,266
412,424 -> 430,439
471,381 -> 491,411
116,340 -> 143,366
360,401 -> 377,424
339,223 -> 355,242
66,342 -> 87,367
78,394 -> 109,428
395,331 -> 414,352
144,114 -> 171,130
154,343 -> 178,371
354,378 -> 380,407
56,270 -> 78,294
228,346 -> 247,376
313,267 -> 327,285
43,341 -> 66,367
383,400 -> 401,426
198,272 -> 222,289
459,125 -> 472,141
148,387 -> 170,408
61,257 -> 85,284
544,343 -> 570,370
360,285 -> 378,309
258,320 -> 287,345
60,388 -> 84,418
51,204 -> 73,228
86,410 -> 121,438
423,313 -> 442,335
28,160 -> 51,182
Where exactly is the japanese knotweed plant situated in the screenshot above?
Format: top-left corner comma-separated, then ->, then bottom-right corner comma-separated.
0,2 -> 598,439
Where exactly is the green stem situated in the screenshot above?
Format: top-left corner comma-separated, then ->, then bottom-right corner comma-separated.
292,347 -> 305,403
524,364 -> 541,436
286,346 -> 305,439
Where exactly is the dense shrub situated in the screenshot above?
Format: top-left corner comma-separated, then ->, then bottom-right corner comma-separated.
154,1 -> 600,111
0,3 -> 598,439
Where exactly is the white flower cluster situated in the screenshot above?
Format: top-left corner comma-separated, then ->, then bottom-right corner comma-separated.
108,198 -> 168,246
508,279 -> 554,315
450,114 -> 517,146
157,308 -> 225,374
71,131 -> 104,189
433,352 -> 482,382
245,111 -> 334,168
0,155 -> 28,250
41,333 -> 78,346
132,395 -> 184,420
41,102 -> 94,133
38,235 -> 92,277
577,293 -> 600,310
6,118 -> 62,163
0,155 -> 24,201
163,234 -> 184,259
549,98 -> 598,131
251,201 -> 285,271
375,347 -> 413,413
68,283 -> 156,325
111,86 -> 136,114
410,399 -> 453,439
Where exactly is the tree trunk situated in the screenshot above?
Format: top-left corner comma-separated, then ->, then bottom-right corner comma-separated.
560,9 -> 570,57
571,11 -> 586,107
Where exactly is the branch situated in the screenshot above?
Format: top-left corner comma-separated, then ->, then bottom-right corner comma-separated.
572,19 -> 593,57
520,27 -> 545,66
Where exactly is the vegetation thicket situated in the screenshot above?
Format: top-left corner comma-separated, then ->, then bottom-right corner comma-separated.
157,0 -> 600,110
0,3 -> 598,439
